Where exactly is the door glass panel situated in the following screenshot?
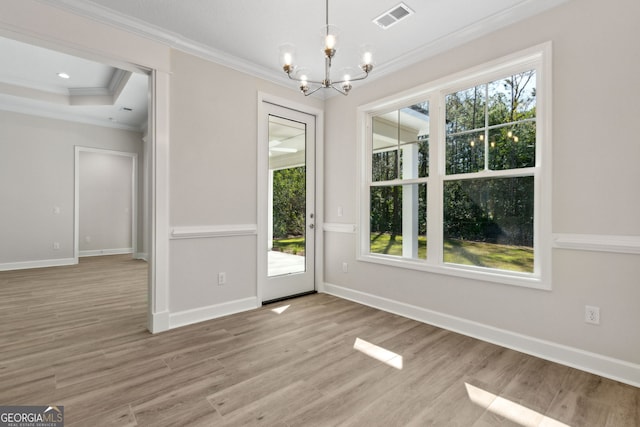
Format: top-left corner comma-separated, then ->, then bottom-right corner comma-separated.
268,115 -> 306,277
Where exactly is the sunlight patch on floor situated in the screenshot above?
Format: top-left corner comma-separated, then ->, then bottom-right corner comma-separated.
271,304 -> 290,314
353,337 -> 403,370
465,383 -> 570,427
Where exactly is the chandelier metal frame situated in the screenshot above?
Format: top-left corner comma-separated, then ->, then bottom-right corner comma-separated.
281,0 -> 374,96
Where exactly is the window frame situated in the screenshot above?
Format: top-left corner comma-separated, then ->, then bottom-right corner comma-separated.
357,43 -> 552,289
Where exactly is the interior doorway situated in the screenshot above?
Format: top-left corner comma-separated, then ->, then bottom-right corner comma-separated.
75,147 -> 138,261
0,34 -> 157,329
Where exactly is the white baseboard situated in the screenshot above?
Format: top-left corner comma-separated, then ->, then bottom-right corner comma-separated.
169,297 -> 259,329
149,310 -> 170,333
134,252 -> 148,261
323,282 -> 640,388
0,257 -> 77,271
80,248 -> 133,257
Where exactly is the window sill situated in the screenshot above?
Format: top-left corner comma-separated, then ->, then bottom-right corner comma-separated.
357,253 -> 551,291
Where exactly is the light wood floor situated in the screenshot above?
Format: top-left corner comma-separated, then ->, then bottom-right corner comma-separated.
0,255 -> 638,426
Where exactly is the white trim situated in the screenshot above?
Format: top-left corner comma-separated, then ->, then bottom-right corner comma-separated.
357,43 -> 552,290
0,99 -> 142,132
170,224 -> 257,239
257,92 -> 324,303
37,0 -> 288,90
0,258 -> 77,271
322,283 -> 640,388
135,252 -> 148,261
149,69 -> 171,334
36,0 -> 569,100
553,234 -> 640,255
323,223 -> 357,234
79,248 -> 133,257
169,297 -> 259,329
359,253 -> 548,290
0,6 -> 169,336
370,0 -> 568,85
149,310 -> 170,334
74,147 -> 138,264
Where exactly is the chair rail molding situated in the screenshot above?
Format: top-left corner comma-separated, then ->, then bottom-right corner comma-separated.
553,233 -> 640,254
170,224 -> 258,240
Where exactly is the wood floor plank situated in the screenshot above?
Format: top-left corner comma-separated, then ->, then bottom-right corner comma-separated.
1,255 -> 637,426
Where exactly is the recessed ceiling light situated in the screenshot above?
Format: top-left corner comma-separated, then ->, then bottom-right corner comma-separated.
57,72 -> 70,79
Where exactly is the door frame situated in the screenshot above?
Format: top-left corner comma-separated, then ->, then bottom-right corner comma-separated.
74,147 -> 138,262
257,92 -> 324,304
0,26 -> 171,333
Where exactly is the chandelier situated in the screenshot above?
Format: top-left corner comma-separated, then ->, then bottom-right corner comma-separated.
280,0 -> 374,96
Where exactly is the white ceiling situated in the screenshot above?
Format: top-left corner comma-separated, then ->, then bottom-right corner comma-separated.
0,36 -> 148,131
40,0 -> 567,85
0,0 -> 568,129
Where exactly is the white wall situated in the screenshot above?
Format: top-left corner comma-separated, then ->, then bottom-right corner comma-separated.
0,110 -> 144,268
322,0 -> 640,385
79,150 -> 134,255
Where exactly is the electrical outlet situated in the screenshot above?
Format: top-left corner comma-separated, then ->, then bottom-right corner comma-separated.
218,272 -> 226,286
53,242 -> 60,250
585,305 -> 600,325
342,262 -> 349,273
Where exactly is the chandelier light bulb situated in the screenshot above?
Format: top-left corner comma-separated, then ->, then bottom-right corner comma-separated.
325,34 -> 337,50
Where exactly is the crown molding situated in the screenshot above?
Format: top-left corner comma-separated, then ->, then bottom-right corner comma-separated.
35,0 -> 292,90
368,0 -> 569,82
0,98 -> 142,132
35,0 -> 568,101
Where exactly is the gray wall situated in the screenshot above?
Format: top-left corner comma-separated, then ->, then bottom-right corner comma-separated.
79,150 -> 135,255
1,0 -> 638,385
167,50 -> 323,313
323,0 -> 640,368
0,110 -> 144,268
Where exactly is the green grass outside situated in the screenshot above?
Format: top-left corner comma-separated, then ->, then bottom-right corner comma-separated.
371,232 -> 533,272
274,233 -> 533,272
272,236 -> 306,256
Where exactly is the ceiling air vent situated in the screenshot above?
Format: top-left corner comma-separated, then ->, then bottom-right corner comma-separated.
373,3 -> 414,29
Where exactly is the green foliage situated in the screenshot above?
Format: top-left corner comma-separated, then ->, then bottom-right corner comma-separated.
272,166 -> 305,239
273,237 -> 305,256
443,177 -> 534,247
369,70 -> 537,271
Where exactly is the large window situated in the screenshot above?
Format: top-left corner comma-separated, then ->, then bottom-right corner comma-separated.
359,45 -> 551,288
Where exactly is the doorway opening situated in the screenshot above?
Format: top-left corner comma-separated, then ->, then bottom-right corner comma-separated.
0,34 -> 159,331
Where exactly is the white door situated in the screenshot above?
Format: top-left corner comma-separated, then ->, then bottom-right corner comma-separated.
260,102 -> 315,303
